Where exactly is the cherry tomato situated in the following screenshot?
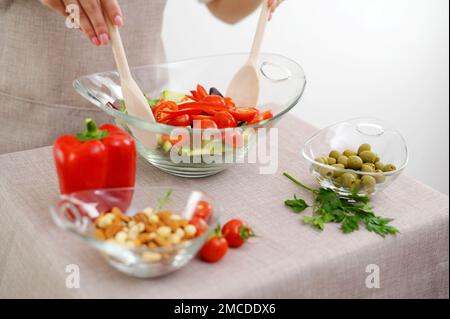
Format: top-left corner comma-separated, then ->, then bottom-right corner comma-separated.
153,101 -> 178,123
229,107 -> 259,122
246,110 -> 274,126
190,216 -> 208,236
222,219 -> 255,248
214,111 -> 237,129
200,226 -> 229,263
164,114 -> 191,127
194,201 -> 213,221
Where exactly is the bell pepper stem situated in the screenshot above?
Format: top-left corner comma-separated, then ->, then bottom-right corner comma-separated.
76,118 -> 108,142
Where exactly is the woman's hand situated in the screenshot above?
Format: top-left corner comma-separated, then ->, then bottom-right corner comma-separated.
268,0 -> 284,21
39,0 -> 123,46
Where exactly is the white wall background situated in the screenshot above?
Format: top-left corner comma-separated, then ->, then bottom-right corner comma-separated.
163,0 -> 449,194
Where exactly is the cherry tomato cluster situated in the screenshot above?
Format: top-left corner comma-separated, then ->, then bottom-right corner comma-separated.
187,201 -> 255,263
153,85 -> 274,129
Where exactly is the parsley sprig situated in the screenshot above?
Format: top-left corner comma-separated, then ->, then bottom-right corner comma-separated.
283,172 -> 399,237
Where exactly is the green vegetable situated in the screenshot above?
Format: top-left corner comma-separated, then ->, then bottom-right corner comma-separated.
284,196 -> 309,213
283,172 -> 399,237
161,140 -> 172,153
155,189 -> 173,212
161,90 -> 186,103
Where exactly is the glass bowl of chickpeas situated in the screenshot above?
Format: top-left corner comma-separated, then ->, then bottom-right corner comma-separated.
50,187 -> 221,278
302,118 -> 409,196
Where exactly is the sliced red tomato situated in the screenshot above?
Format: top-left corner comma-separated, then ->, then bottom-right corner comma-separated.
214,111 -> 237,129
153,101 -> 178,123
246,110 -> 274,125
229,107 -> 259,122
194,201 -> 213,221
163,114 -> 191,127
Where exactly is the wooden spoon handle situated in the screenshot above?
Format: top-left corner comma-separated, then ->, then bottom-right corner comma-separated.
107,19 -> 132,80
249,1 -> 271,63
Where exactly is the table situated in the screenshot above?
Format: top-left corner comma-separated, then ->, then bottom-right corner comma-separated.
0,115 -> 448,298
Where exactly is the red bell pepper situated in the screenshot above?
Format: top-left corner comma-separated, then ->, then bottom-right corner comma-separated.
53,118 -> 136,195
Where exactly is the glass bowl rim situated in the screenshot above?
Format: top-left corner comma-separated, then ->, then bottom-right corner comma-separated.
49,186 -> 222,255
73,52 -> 307,133
301,116 -> 409,177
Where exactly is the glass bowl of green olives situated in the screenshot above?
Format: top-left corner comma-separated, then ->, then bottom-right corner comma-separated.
302,118 -> 408,196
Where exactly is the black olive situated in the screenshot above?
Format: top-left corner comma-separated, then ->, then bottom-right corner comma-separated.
209,87 -> 224,97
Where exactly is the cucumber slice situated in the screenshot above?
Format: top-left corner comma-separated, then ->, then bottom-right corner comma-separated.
161,90 -> 186,103
161,141 -> 172,153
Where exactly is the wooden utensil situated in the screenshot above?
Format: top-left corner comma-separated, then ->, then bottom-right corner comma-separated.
107,20 -> 157,149
226,2 -> 271,107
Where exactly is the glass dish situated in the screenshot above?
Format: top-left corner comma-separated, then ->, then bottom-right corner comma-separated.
302,118 -> 408,196
73,53 -> 306,178
49,187 -> 221,278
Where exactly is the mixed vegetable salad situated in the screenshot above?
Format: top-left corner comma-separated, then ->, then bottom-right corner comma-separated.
144,84 -> 274,129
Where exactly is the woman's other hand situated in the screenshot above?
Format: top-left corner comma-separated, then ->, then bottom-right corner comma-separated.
39,0 -> 123,46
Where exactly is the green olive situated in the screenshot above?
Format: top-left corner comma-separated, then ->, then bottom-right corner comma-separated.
361,164 -> 375,173
341,173 -> 357,188
334,176 -> 343,186
353,179 -> 361,191
332,164 -> 346,177
374,169 -> 386,184
359,151 -> 378,164
375,162 -> 385,170
327,157 -> 337,165
358,144 -> 372,155
361,176 -> 377,189
329,150 -> 341,160
383,164 -> 397,172
374,155 -> 381,163
337,155 -> 349,167
319,167 -> 334,178
315,157 -> 327,164
347,156 -> 363,170
343,150 -> 357,157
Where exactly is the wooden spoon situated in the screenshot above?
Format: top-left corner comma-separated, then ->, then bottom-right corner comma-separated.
107,20 -> 157,149
226,2 -> 271,107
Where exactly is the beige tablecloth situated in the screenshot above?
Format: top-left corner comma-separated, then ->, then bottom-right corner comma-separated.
0,115 -> 448,299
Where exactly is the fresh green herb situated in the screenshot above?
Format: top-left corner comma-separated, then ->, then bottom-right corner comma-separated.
284,196 -> 309,213
155,189 -> 173,212
283,172 -> 399,237
120,97 -> 160,113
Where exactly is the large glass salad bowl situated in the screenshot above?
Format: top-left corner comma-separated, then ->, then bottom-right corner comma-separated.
74,54 -> 306,177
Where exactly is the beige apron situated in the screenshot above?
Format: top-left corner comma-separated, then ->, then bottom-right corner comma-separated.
0,0 -> 167,154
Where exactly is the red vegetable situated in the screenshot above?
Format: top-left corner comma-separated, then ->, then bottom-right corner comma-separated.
163,114 -> 191,127
246,110 -> 274,125
229,107 -> 259,122
196,84 -> 208,100
153,101 -> 178,123
214,111 -> 237,128
200,226 -> 229,263
53,119 -> 136,195
222,219 -> 255,248
190,216 -> 208,236
194,201 -> 213,221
